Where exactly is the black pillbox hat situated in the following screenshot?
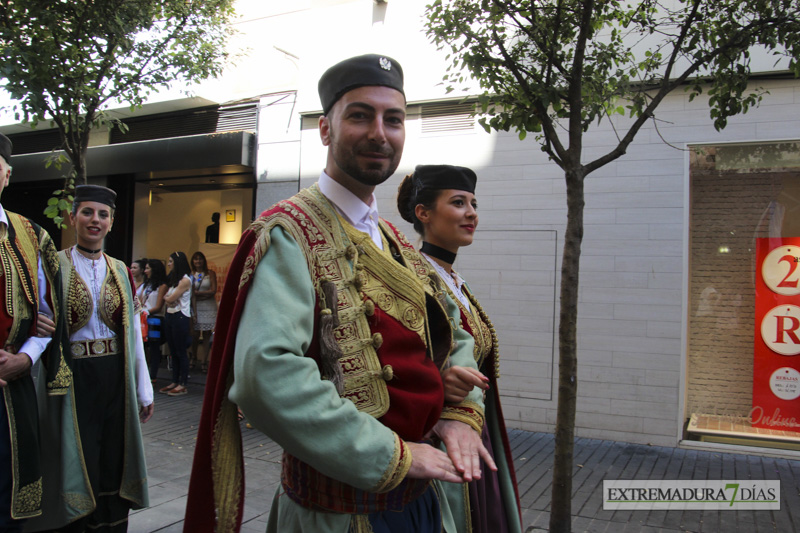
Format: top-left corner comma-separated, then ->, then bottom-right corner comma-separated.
318,54 -> 405,115
74,184 -> 117,210
412,165 -> 477,194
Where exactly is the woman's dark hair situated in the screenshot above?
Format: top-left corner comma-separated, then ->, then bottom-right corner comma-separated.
167,251 -> 192,287
191,251 -> 208,274
133,258 -> 148,276
396,173 -> 443,236
145,259 -> 167,290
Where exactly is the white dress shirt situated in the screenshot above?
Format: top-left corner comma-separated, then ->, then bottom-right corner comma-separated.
422,252 -> 472,309
318,171 -> 384,250
70,247 -> 154,407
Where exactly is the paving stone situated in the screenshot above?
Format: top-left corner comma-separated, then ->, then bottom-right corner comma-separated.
125,371 -> 800,532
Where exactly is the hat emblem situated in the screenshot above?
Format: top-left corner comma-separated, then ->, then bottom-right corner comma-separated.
379,57 -> 392,71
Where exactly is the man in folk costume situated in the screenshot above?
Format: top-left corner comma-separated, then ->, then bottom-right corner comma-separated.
0,132 -> 75,532
185,54 -> 495,532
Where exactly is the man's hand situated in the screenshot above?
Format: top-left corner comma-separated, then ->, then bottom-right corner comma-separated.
36,313 -> 56,338
0,350 -> 32,387
405,441 -> 464,483
139,403 -> 154,424
442,366 -> 488,403
433,419 -> 496,482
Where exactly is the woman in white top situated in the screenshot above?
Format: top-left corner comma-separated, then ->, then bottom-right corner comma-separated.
159,251 -> 192,396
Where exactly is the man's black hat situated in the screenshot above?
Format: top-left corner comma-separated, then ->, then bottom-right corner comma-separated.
0,133 -> 12,165
412,165 -> 477,194
74,184 -> 117,209
318,54 -> 405,115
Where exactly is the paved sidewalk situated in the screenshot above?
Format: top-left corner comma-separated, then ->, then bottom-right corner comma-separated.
129,372 -> 800,532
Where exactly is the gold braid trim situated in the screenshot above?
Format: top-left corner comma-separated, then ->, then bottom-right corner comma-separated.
99,254 -> 123,334
7,213 -> 38,307
62,250 -> 93,334
249,185 -> 399,418
46,356 -> 71,395
3,213 -> 38,344
238,217 -> 273,290
440,400 -> 485,434
344,223 -> 427,345
63,491 -> 94,514
464,286 -> 500,380
371,432 -> 412,493
12,477 -> 42,519
211,373 -> 244,533
350,515 -> 374,533
38,227 -> 73,394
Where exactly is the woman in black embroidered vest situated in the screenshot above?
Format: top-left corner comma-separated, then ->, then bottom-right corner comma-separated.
397,165 -> 522,533
54,185 -> 154,533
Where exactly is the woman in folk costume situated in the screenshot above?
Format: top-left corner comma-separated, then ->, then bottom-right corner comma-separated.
56,185 -> 154,532
397,165 -> 522,533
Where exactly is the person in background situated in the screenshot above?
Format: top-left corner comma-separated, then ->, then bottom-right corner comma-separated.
190,251 -> 217,373
397,164 -> 523,533
130,258 -> 147,305
142,259 -> 168,382
205,212 -> 220,243
56,184 -> 153,532
159,251 -> 192,397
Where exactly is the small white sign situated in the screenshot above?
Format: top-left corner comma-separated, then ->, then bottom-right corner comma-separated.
603,480 -> 780,510
770,367 -> 800,400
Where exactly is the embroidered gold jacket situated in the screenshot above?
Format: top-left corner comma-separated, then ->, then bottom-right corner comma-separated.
0,211 -> 71,520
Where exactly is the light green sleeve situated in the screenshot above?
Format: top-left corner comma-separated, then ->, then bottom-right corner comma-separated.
439,289 -> 486,431
229,226 -> 408,492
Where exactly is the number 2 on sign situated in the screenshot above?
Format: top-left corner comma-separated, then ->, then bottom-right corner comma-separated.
779,255 -> 800,287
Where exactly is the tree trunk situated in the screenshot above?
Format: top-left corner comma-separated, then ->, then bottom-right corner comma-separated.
549,168 -> 585,533
76,133 -> 89,185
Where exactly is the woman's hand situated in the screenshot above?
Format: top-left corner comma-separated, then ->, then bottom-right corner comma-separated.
442,365 -> 489,403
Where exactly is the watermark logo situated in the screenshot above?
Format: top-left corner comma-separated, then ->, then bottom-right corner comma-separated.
603,480 -> 780,510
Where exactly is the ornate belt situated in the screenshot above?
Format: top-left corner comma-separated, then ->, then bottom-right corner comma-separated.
281,452 -> 430,514
71,337 -> 120,359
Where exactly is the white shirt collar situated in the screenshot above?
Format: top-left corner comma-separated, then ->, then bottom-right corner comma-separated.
318,171 -> 380,227
318,171 -> 383,250
422,252 -> 471,309
0,204 -> 7,227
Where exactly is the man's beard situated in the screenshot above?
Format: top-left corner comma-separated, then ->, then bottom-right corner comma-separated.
331,141 -> 400,186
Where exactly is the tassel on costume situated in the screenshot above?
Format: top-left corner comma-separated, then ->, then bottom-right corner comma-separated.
319,279 -> 345,394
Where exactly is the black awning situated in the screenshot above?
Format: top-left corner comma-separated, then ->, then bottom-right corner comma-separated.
9,130 -> 256,183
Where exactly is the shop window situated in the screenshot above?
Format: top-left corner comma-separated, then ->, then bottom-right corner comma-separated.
687,141 -> 800,448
